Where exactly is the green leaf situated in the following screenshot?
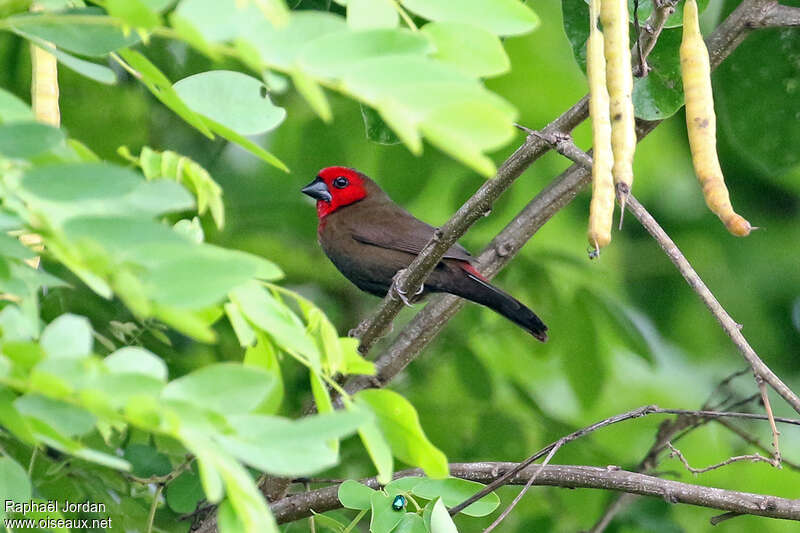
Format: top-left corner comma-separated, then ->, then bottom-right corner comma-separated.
242,333 -> 283,414
0,388 -> 36,444
400,0 -> 539,36
226,302 -> 257,347
632,29 -> 684,120
369,491 -> 404,533
217,498 -> 244,533
215,410 -> 365,476
384,476 -> 424,497
11,10 -> 141,56
107,0 -> 162,29
162,362 -> 276,416
632,0 -> 710,28
0,87 -> 34,123
361,105 -> 400,145
166,467 -> 206,514
0,456 -> 32,504
174,0 -> 260,43
230,282 -> 320,366
395,513 -> 426,533
312,512 -> 347,533
14,394 -> 96,437
241,11 -> 347,69
123,444 -> 172,478
338,479 -> 375,510
20,163 -> 195,225
173,71 -> 286,135
0,122 -> 64,158
40,314 -> 92,359
356,389 -> 448,479
299,28 -> 433,79
347,0 -> 397,29
352,403 -> 393,484
716,20 -> 800,184
421,22 -> 509,78
104,346 -> 169,381
412,478 -> 499,517
341,338 -> 376,376
429,498 -> 458,533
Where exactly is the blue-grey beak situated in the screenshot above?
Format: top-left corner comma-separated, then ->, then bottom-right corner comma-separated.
301,177 -> 332,202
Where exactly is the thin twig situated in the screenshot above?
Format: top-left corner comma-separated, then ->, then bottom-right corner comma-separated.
147,484 -> 163,533
667,442 -> 777,474
756,376 -> 782,464
715,418 -> 800,471
483,443 -> 562,532
710,511 -> 743,525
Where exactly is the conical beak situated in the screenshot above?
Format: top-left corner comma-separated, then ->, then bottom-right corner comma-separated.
301,177 -> 332,202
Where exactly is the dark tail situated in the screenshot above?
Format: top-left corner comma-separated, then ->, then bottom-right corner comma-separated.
452,265 -> 548,342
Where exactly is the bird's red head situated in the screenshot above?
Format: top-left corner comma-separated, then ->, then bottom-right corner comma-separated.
301,167 -> 368,219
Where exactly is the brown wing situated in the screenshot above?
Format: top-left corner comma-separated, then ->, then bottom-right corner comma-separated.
350,205 -> 473,262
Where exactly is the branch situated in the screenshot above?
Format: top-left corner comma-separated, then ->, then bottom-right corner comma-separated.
342,0 -> 789,397
748,3 -> 800,27
270,462 -> 800,524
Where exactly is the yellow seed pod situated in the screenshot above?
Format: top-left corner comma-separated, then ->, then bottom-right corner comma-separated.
680,0 -> 751,237
587,5 -> 615,254
600,0 -> 636,208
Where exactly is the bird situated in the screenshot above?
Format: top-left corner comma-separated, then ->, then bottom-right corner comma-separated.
301,166 -> 548,341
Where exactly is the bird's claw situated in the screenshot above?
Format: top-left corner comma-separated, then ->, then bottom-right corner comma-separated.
394,284 -> 423,307
392,269 -> 423,307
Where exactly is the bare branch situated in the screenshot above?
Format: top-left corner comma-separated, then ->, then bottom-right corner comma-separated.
270,462 -> 800,524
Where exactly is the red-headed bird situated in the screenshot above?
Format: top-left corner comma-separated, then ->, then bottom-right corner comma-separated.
302,167 -> 548,341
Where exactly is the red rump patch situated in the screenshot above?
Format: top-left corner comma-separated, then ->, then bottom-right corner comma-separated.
316,167 -> 368,219
461,263 -> 488,281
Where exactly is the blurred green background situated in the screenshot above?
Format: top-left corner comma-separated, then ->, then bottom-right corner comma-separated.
2,0 -> 798,531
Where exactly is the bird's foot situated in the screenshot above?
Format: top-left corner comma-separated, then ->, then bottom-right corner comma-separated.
392,270 -> 423,307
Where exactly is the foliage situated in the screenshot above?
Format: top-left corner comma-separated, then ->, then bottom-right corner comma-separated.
0,0 -> 798,532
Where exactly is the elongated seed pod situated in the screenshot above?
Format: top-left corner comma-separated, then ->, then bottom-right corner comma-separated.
680,0 -> 751,236
600,0 -> 636,208
30,2 -> 59,127
587,0 -> 615,254
23,1 -> 57,270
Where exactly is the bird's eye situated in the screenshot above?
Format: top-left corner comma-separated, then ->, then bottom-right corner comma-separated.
333,176 -> 349,189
